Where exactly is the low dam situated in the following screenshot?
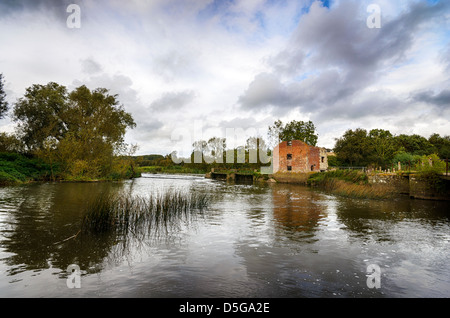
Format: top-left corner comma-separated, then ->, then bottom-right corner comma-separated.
207,171 -> 255,184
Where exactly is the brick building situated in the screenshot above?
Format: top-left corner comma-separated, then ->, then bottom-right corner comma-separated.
273,140 -> 328,173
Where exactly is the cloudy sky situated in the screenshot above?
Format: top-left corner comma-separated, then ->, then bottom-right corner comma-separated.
0,0 -> 449,156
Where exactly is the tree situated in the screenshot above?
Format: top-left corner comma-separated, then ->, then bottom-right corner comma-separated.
13,82 -> 69,152
0,132 -> 23,153
13,82 -> 136,179
334,128 -> 370,167
428,133 -> 450,159
206,137 -> 226,163
245,136 -> 269,165
268,120 -> 318,146
368,129 -> 396,166
0,73 -> 9,119
394,134 -> 433,156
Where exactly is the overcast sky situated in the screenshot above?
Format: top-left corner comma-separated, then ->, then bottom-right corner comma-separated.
0,0 -> 449,156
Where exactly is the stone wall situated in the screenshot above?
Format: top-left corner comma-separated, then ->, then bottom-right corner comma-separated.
409,175 -> 450,201
367,173 -> 410,195
368,173 -> 450,200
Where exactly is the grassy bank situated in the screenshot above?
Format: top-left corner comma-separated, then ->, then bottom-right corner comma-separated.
307,170 -> 394,199
138,165 -> 207,175
0,151 -> 140,186
0,152 -> 54,185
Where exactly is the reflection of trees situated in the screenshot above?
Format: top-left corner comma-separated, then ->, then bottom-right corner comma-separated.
271,184 -> 326,241
333,196 -> 450,242
0,182 -> 123,276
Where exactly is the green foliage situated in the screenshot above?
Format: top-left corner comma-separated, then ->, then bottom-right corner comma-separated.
0,73 -> 8,119
392,151 -> 415,166
0,132 -> 23,153
428,133 -> 450,159
327,155 -> 339,167
0,152 -> 56,185
268,119 -> 318,146
394,134 -> 434,156
307,170 -> 393,199
334,128 -> 450,169
413,154 -> 446,174
333,128 -> 371,166
13,82 -> 69,151
307,170 -> 369,186
11,82 -> 136,181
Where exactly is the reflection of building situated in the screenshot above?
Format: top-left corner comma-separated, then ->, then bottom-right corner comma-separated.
273,140 -> 328,173
271,184 -> 325,235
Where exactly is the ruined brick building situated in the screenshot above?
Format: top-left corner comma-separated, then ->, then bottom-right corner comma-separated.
273,140 -> 328,173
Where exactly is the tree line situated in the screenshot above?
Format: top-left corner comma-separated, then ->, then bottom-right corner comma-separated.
333,128 -> 450,170
137,119 -> 321,173
0,75 -> 137,182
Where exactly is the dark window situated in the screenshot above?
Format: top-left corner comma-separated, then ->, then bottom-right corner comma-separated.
287,154 -> 292,160
311,165 -> 314,171
321,157 -> 325,163
287,166 -> 292,171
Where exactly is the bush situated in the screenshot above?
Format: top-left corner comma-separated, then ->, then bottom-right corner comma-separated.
414,154 -> 445,174
0,171 -> 20,185
0,152 -> 55,184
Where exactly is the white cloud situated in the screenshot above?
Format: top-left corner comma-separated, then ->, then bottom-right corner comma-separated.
0,0 -> 449,156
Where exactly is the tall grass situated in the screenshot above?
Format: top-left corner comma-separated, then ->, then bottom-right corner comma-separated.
320,179 -> 394,199
81,189 -> 210,239
307,170 -> 393,199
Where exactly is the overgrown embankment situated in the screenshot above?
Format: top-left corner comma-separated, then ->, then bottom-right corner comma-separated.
0,152 -> 53,185
138,165 -> 207,175
0,151 -> 140,186
307,170 -> 395,199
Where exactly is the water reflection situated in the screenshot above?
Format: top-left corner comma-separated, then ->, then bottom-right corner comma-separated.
0,182 -> 124,277
0,175 -> 449,297
271,184 -> 326,242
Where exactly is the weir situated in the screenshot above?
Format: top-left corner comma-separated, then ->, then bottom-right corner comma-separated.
208,171 -> 255,184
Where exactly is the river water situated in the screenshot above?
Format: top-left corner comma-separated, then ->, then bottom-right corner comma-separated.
0,174 -> 449,298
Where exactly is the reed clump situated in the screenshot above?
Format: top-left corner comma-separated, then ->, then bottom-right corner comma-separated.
81,190 -> 210,238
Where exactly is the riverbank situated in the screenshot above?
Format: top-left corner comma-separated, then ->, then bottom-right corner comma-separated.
137,165 -> 207,175
0,152 -> 140,186
205,168 -> 449,201
273,170 -> 450,201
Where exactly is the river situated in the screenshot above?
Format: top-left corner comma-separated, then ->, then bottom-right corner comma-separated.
0,173 -> 449,298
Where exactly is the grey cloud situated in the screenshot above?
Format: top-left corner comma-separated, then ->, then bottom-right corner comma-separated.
72,72 -> 166,137
239,0 -> 450,122
312,90 -> 407,122
238,70 -> 355,113
135,118 -> 164,134
152,50 -> 198,82
81,58 -> 103,75
0,0 -> 81,20
413,90 -> 450,108
440,42 -> 450,72
150,91 -> 196,111
238,73 -> 295,109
